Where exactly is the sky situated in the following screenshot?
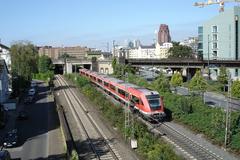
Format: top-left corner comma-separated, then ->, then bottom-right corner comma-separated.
0,0 -> 237,50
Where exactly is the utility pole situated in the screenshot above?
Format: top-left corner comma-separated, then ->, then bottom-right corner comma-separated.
225,73 -> 232,148
113,40 -> 115,57
124,72 -> 130,140
74,64 -> 77,80
107,42 -> 109,52
207,34 -> 210,79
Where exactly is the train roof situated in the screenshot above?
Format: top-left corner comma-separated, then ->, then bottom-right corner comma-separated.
137,88 -> 159,96
81,69 -> 160,96
107,77 -> 124,84
120,82 -> 139,89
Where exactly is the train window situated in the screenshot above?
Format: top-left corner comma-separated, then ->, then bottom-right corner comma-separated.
104,81 -> 109,87
98,79 -> 102,84
146,94 -> 160,99
118,88 -> 126,96
131,95 -> 139,104
147,94 -> 161,110
110,84 -> 115,90
125,92 -> 129,98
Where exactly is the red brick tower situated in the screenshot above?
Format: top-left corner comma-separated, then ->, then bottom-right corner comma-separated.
158,24 -> 171,45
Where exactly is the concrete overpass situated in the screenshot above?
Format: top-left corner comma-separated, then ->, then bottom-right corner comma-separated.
125,58 -> 240,68
123,58 -> 240,80
52,58 -> 92,74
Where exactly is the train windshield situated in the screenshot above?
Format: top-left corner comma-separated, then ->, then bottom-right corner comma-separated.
146,94 -> 161,110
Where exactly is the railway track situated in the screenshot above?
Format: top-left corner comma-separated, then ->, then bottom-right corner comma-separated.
56,75 -> 121,160
154,122 -> 223,160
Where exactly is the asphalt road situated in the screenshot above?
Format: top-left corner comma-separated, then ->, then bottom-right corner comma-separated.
176,86 -> 240,111
8,82 -> 58,160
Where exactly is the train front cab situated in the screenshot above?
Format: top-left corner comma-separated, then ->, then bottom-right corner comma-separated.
128,89 -> 165,122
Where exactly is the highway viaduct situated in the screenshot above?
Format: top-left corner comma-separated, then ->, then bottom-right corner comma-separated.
123,58 -> 240,79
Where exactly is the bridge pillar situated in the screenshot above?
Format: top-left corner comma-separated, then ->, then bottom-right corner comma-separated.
182,68 -> 187,76
66,63 -> 73,74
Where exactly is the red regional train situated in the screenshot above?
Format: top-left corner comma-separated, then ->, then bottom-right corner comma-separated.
79,68 -> 166,121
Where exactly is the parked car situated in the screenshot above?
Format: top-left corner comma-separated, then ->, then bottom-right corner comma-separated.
17,111 -> 28,120
0,150 -> 11,160
205,101 -> 216,108
0,109 -> 8,129
24,95 -> 34,104
28,88 -> 36,96
3,129 -> 18,148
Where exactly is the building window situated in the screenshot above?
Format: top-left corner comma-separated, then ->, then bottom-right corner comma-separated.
213,42 -> 218,49
100,68 -> 104,73
105,68 -> 109,74
235,69 -> 239,77
212,34 -> 218,41
198,26 -> 203,34
198,43 -> 203,50
212,51 -> 218,57
212,25 -> 218,33
198,35 -> 203,41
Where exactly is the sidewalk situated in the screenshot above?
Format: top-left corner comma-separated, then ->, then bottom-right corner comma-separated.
166,121 -> 239,160
47,93 -> 66,159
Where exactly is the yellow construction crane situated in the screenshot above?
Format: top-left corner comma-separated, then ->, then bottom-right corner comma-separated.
194,0 -> 240,12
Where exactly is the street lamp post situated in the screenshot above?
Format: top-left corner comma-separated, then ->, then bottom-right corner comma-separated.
225,73 -> 232,148
207,34 -> 210,79
74,64 -> 77,80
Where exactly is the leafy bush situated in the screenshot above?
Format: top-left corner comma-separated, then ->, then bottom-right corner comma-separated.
231,80 -> 240,98
150,73 -> 170,93
170,72 -> 183,89
33,71 -> 54,82
70,150 -> 79,160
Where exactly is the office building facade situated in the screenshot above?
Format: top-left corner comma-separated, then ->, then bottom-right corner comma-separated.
198,6 -> 240,80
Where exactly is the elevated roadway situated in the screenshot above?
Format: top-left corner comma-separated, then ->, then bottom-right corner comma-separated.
125,58 -> 240,68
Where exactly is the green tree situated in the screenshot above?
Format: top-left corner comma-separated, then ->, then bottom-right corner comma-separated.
124,64 -> 135,75
10,41 -> 38,94
231,80 -> 240,98
70,150 -> 79,160
189,70 -> 207,96
170,72 -> 183,92
217,66 -> 228,85
112,57 -> 117,74
38,55 -> 53,73
151,73 -> 170,93
168,42 -> 193,58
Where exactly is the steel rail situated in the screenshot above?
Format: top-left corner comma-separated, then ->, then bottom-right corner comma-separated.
56,75 -> 99,159
159,122 -> 223,160
57,75 -> 120,160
